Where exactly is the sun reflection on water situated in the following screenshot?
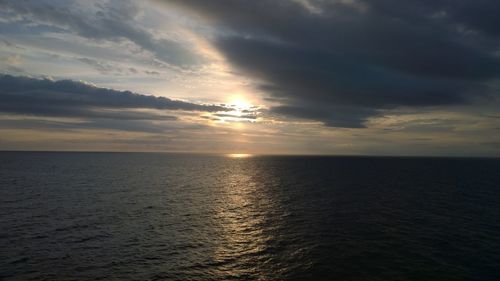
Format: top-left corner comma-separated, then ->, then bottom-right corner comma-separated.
226,153 -> 253,158
210,159 -> 285,279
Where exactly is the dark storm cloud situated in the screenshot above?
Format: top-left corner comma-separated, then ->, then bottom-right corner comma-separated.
0,74 -> 229,121
269,104 -> 376,128
0,0 -> 204,67
167,0 -> 500,127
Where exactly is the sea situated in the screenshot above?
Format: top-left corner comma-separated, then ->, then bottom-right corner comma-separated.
1,152 -> 499,281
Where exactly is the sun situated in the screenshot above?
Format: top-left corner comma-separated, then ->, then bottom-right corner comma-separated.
206,94 -> 259,125
228,96 -> 252,116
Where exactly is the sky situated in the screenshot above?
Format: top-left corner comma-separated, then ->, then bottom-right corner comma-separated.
1,0 -> 499,156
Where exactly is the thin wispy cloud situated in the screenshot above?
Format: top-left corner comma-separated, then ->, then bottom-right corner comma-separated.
0,0 -> 205,68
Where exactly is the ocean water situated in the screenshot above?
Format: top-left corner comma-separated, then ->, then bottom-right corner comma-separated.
1,152 -> 499,281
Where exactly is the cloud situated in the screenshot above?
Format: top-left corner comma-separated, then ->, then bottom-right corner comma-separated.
144,70 -> 161,76
76,57 -> 120,74
269,104 -> 375,128
166,0 -> 500,127
213,113 -> 258,120
0,74 -> 229,121
0,0 -> 205,67
76,57 -> 154,76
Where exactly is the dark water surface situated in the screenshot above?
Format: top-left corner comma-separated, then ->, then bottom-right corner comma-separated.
1,152 -> 499,280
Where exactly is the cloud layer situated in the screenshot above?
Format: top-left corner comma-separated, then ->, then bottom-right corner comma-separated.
0,0 -> 204,67
167,0 -> 500,127
0,74 -> 228,122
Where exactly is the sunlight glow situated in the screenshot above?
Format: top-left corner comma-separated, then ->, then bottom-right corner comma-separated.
228,96 -> 253,117
210,95 -> 260,125
230,97 -> 251,110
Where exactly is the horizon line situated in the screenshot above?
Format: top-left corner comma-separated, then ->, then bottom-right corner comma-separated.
0,150 -> 498,159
